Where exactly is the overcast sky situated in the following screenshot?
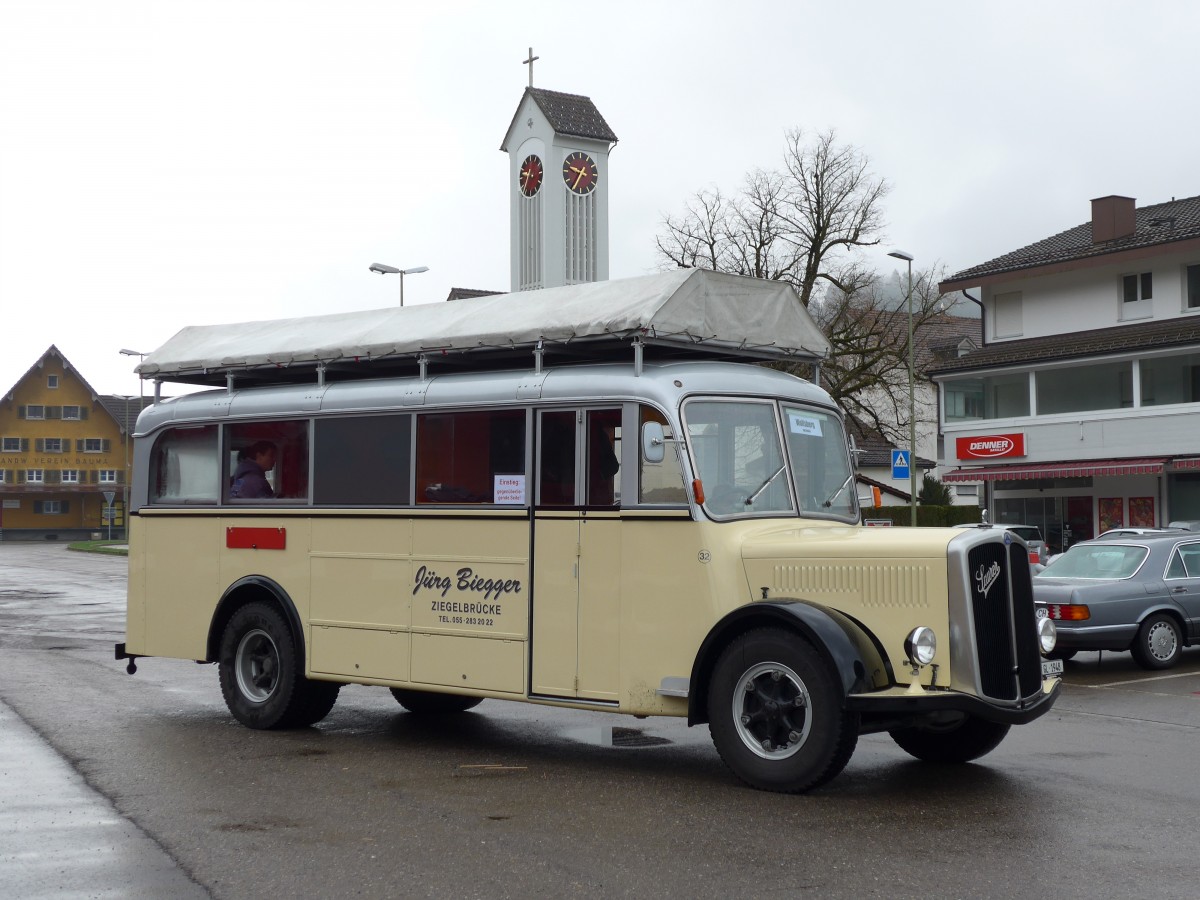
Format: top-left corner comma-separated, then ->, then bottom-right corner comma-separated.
2,0 -> 1196,396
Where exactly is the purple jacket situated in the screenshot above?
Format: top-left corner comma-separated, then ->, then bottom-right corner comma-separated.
230,458 -> 274,499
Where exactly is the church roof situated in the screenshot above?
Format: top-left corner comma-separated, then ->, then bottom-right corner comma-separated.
527,88 -> 618,143
500,88 -> 618,150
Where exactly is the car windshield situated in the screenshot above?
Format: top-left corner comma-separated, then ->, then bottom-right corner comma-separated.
1038,543 -> 1149,579
683,399 -> 855,519
1006,526 -> 1041,543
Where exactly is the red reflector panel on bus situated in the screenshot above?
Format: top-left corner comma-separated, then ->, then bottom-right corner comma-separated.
226,527 -> 286,550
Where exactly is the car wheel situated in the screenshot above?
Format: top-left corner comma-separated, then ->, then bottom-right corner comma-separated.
389,688 -> 483,714
707,628 -> 858,793
1131,613 -> 1182,670
218,602 -> 339,729
889,715 -> 1010,763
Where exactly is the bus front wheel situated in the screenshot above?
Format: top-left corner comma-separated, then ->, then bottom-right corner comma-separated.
707,627 -> 859,793
218,601 -> 339,729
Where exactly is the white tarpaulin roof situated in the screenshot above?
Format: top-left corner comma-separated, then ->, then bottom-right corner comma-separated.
139,269 -> 830,384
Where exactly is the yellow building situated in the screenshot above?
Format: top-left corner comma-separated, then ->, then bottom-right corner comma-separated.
0,346 -> 142,541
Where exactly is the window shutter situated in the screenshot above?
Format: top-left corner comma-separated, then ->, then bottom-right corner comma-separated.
4,470 -> 12,483
46,470 -> 60,484
47,406 -> 62,419
103,439 -> 111,452
17,470 -> 25,484
76,439 -> 83,452
36,438 -> 44,452
21,438 -> 29,452
34,501 -> 43,514
90,470 -> 99,483
63,500 -> 70,514
80,407 -> 88,420
118,471 -> 126,484
18,406 -> 25,419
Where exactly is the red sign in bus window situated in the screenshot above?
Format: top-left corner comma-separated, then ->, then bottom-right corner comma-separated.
226,527 -> 286,550
956,433 -> 1026,460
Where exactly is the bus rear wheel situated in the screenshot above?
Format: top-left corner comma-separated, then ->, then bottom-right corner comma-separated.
707,628 -> 858,793
389,688 -> 483,714
218,601 -> 339,729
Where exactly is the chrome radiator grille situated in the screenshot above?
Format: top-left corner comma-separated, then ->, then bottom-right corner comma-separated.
967,541 -> 1042,701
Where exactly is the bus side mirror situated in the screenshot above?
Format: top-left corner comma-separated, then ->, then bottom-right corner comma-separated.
642,422 -> 666,463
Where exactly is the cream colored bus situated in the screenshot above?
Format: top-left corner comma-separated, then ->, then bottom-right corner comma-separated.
116,270 -> 1060,793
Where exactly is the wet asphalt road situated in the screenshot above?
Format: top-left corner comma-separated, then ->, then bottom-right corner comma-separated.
2,543 -> 1200,899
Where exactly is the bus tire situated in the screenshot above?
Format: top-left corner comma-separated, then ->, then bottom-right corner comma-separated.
389,688 -> 483,714
218,601 -> 338,729
889,715 -> 1010,763
707,627 -> 858,793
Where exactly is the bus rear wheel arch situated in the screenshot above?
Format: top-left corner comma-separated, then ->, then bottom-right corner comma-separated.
389,688 -> 483,714
707,627 -> 859,793
218,600 -> 339,729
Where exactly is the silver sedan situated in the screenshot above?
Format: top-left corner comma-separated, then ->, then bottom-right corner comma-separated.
1034,533 -> 1200,669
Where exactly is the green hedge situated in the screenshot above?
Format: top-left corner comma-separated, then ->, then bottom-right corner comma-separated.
861,505 -> 983,527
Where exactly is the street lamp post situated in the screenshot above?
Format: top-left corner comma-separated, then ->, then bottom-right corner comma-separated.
888,250 -> 917,527
369,263 -> 430,306
119,349 -> 147,541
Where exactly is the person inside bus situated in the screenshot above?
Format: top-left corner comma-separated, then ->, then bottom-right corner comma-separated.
230,441 -> 277,499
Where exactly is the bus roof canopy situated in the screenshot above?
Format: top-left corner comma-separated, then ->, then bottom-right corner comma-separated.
138,269 -> 830,386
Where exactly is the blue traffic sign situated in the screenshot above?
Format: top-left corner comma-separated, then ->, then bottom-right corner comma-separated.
891,449 -> 911,480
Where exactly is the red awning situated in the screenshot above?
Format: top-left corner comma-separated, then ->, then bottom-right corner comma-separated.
942,458 -> 1168,483
1172,458 -> 1200,471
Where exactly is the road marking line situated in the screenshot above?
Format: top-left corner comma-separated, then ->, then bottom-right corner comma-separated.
1087,671 -> 1200,688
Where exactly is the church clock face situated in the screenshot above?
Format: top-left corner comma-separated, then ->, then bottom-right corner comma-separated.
519,154 -> 543,197
562,151 -> 598,195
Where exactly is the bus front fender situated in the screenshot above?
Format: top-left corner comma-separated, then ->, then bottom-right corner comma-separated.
687,601 -> 871,727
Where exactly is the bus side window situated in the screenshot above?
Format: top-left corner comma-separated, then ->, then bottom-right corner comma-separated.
586,408 -> 621,507
224,420 -> 309,502
416,409 -> 526,504
538,410 -> 576,506
313,414 -> 411,506
638,406 -> 686,505
150,425 -> 219,504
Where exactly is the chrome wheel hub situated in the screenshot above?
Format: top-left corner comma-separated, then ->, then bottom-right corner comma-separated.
731,662 -> 811,759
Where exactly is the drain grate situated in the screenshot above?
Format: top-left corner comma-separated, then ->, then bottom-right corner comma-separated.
611,727 -> 671,748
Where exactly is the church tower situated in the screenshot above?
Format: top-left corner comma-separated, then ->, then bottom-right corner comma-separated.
500,57 -> 618,292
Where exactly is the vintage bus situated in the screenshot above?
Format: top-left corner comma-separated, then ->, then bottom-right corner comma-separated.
116,269 -> 1060,793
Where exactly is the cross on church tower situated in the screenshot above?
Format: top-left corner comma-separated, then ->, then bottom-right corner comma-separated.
523,47 -> 539,87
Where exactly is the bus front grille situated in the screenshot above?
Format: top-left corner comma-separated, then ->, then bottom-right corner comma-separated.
968,542 -> 1042,702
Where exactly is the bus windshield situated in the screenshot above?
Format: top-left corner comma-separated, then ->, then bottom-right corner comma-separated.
683,399 -> 856,519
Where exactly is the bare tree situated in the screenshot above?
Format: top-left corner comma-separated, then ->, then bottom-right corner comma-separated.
813,265 -> 972,444
656,129 -> 890,307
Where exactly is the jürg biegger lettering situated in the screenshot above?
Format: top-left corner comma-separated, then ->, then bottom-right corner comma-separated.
413,564 -> 522,605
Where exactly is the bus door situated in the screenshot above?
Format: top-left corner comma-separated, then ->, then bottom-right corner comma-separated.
531,408 -> 622,701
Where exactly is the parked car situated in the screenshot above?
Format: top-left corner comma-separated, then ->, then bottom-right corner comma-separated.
1034,533 -> 1200,669
957,523 -> 1048,566
1095,527 -> 1186,540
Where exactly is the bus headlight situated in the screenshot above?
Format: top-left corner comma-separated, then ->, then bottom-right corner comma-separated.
904,626 -> 937,667
1037,616 -> 1057,653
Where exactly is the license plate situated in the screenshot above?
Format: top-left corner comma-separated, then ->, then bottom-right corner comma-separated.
1042,659 -> 1064,676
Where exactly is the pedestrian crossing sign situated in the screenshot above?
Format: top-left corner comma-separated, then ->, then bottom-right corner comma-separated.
891,449 -> 911,480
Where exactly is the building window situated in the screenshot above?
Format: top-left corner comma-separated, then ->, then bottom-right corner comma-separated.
24,405 -> 45,420
1141,352 -> 1200,406
1123,272 -> 1152,302
2,437 -> 22,452
1186,264 -> 1200,310
35,500 -> 66,515
993,291 -> 1023,338
26,469 -> 44,483
1036,360 -> 1134,414
99,470 -> 119,483
954,484 -> 979,497
47,375 -> 59,389
944,372 -> 1030,422
61,470 -> 80,483
40,438 -> 63,453
62,405 -> 81,420
0,470 -> 6,483
83,438 -> 104,453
